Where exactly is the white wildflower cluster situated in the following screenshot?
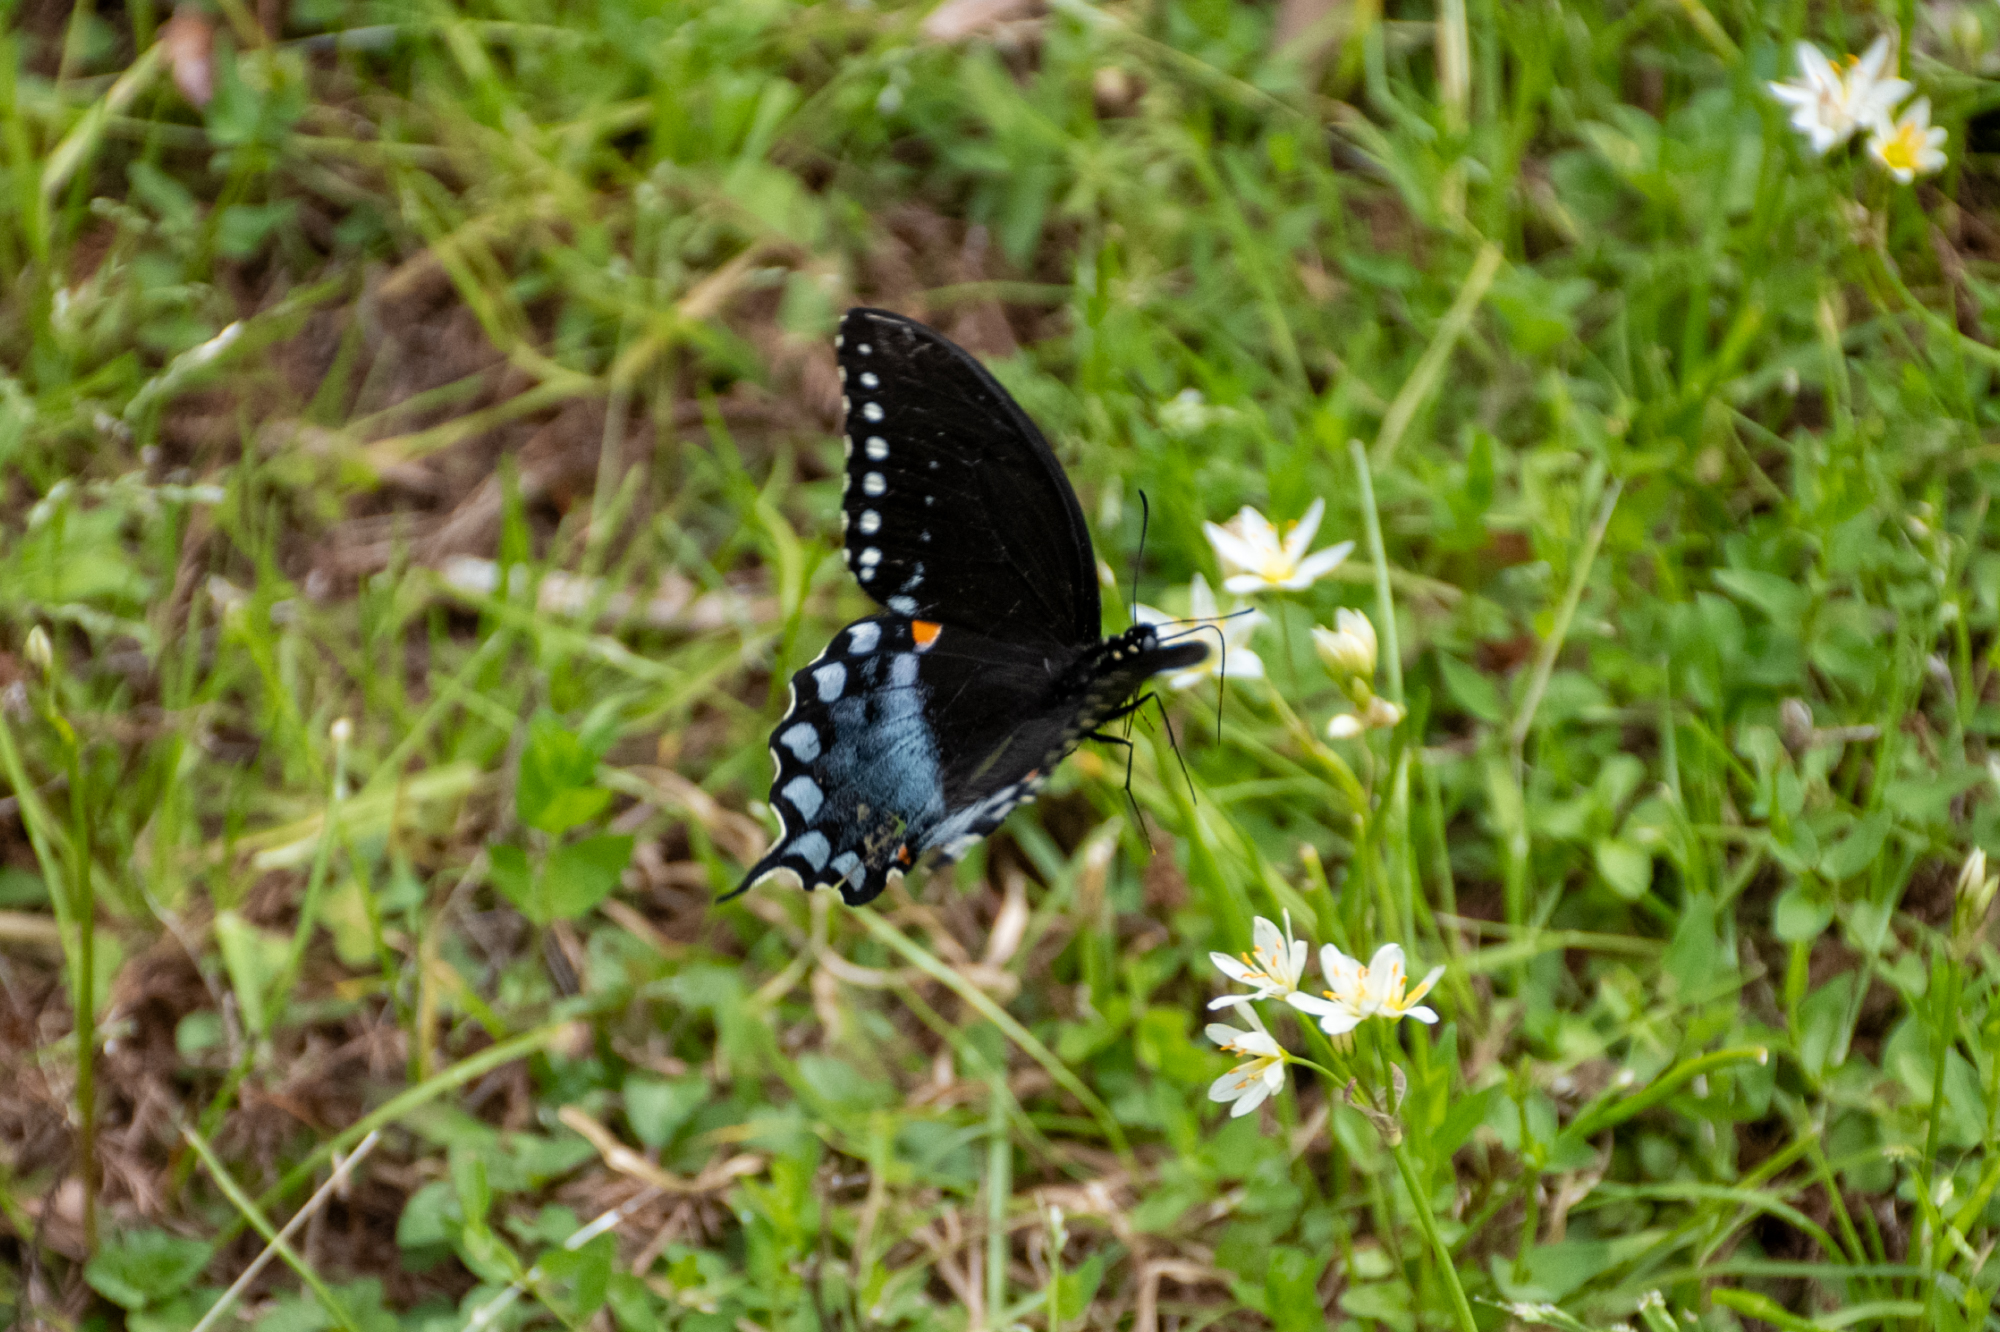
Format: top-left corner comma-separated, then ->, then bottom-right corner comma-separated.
1203,912 -> 1443,1117
1138,495 -> 1401,747
1768,35 -> 1947,182
1135,497 -> 1354,694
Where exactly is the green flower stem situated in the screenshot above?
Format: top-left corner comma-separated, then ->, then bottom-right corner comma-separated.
1285,1045 -> 1476,1332
1262,686 -> 1367,813
1348,440 -> 1402,705
1389,1135 -> 1478,1332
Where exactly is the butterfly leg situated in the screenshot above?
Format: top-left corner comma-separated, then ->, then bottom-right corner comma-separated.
1082,723 -> 1153,852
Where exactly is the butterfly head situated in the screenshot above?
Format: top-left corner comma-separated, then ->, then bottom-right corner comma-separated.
1101,621 -> 1211,677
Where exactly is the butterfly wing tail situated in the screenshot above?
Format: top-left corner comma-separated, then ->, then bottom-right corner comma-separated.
721,847 -> 790,903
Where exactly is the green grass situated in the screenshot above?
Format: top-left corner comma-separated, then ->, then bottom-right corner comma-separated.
3,0 -> 2000,1329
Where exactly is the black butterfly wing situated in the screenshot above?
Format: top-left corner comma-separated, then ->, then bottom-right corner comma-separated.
835,308 -> 1101,648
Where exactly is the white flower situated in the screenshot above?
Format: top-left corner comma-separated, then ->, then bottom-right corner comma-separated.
1205,1013 -> 1287,1118
1313,608 -> 1378,680
1326,695 -> 1405,740
1868,96 -> 1948,182
1135,574 -> 1265,690
1204,499 -> 1353,595
1768,36 -> 1910,154
1207,911 -> 1308,1009
1287,942 -> 1442,1035
1159,387 -> 1234,436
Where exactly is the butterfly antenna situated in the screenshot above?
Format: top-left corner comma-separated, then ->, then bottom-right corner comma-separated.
1130,490 -> 1150,625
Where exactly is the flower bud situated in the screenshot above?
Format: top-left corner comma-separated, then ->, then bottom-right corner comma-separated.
330,716 -> 353,748
1313,608 -> 1378,681
1955,848 -> 1997,947
1361,695 -> 1406,731
23,626 -> 51,676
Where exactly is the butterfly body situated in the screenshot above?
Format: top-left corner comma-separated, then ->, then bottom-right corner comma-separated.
736,309 -> 1207,906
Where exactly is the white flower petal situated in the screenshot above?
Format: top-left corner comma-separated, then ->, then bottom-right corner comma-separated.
1403,1004 -> 1440,1024
1223,572 -> 1272,596
1211,952 -> 1256,983
1285,991 -> 1342,1017
1186,572 -> 1220,620
1283,498 -> 1326,563
1229,1076 -> 1273,1117
1292,541 -> 1354,583
1204,521 -> 1266,573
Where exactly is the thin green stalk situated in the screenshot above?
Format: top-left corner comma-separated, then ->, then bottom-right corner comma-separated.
63,717 -> 97,1252
1350,439 -> 1410,941
1508,477 -> 1622,758
1371,242 -> 1503,467
273,728 -> 350,1034
181,1125 -> 364,1332
239,1021 -> 571,1244
857,910 -> 1133,1167
1390,1131 -> 1477,1332
986,1076 -> 1010,1330
1350,440 -> 1403,704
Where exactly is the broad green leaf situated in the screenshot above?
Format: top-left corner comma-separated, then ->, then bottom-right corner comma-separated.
85,1229 -> 213,1311
542,834 -> 635,920
1594,837 -> 1653,901
517,711 -> 611,835
213,909 -> 288,1036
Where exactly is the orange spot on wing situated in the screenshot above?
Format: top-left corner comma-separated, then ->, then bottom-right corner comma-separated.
896,844 -> 913,866
912,620 -> 942,650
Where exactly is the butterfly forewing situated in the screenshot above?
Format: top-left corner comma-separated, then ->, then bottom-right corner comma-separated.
836,309 -> 1100,647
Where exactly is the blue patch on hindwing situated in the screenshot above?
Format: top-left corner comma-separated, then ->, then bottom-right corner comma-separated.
739,618 -> 950,905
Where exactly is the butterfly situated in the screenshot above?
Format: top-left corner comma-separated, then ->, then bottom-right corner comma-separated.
731,308 -> 1209,906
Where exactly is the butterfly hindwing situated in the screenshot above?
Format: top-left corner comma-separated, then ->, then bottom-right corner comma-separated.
736,614 -> 1203,906
737,615 -> 1076,906
836,309 -> 1101,648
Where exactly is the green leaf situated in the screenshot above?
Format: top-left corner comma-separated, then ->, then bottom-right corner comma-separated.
487,844 -> 541,923
451,1147 -> 491,1224
1135,1005 -> 1215,1085
541,1234 -> 616,1318
517,712 -> 612,835
1264,1247 -> 1328,1332
85,1229 -> 213,1311
1661,894 -> 1725,999
1771,883 -> 1834,942
1594,837 -> 1653,901
542,834 -> 635,920
213,909 -> 288,1036
1713,568 -> 1809,627
1437,652 -> 1503,723
797,1052 -> 895,1115
395,1181 -> 460,1250
216,201 -> 296,258
1819,812 -> 1890,882
625,1074 -> 709,1151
